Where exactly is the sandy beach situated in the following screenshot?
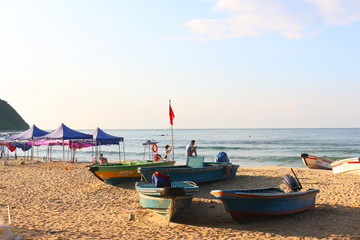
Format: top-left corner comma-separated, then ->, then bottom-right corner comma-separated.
0,159 -> 359,240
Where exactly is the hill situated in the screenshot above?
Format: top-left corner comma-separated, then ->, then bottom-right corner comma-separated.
0,99 -> 29,131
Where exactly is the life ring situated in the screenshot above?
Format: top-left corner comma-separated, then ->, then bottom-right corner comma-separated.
152,144 -> 158,153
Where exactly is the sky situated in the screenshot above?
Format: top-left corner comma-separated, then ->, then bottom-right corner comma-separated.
1,0 -> 360,129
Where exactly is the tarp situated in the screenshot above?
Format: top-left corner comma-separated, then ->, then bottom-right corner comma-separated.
6,143 -> 16,152
5,124 -> 49,140
37,123 -> 93,140
12,142 -> 32,151
91,127 -> 124,142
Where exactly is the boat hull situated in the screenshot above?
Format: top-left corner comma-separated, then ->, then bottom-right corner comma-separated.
331,158 -> 360,175
300,153 -> 332,170
211,187 -> 319,222
136,181 -> 198,221
89,161 -> 175,184
138,163 -> 239,184
137,193 -> 193,220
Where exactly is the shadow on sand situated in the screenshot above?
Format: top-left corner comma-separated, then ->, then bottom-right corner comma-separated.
170,174 -> 360,239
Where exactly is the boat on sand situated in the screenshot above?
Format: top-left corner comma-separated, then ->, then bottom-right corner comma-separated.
300,153 -> 333,170
210,169 -> 319,223
135,181 -> 199,221
138,156 -> 239,184
89,161 -> 175,185
331,157 -> 360,175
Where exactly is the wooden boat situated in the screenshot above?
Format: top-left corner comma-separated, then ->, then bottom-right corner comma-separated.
300,153 -> 333,170
331,157 -> 360,175
210,169 -> 319,222
89,161 -> 175,185
135,181 -> 199,221
138,156 -> 239,184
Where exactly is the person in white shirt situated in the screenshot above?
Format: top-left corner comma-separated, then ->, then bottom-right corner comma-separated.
185,140 -> 197,157
164,144 -> 172,161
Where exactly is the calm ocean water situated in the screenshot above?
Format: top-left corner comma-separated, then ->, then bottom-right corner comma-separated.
2,128 -> 360,167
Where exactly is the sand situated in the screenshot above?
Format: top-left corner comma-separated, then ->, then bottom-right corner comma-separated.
0,159 -> 359,239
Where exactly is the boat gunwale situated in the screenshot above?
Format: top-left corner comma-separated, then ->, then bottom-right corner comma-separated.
210,188 -> 319,199
303,155 -> 333,164
331,160 -> 360,168
90,161 -> 175,172
135,182 -> 199,195
138,163 -> 239,173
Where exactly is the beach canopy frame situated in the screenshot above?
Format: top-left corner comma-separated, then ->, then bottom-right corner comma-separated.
91,127 -> 125,162
5,124 -> 49,141
4,124 -> 49,163
35,123 -> 93,161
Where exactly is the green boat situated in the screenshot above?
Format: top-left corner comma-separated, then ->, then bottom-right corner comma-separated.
89,161 -> 175,185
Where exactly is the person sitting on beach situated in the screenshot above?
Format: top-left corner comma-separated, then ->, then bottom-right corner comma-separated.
185,140 -> 197,157
164,144 -> 172,161
99,154 -> 108,164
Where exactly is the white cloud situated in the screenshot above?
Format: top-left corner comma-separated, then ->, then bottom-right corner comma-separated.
185,0 -> 360,40
307,0 -> 360,25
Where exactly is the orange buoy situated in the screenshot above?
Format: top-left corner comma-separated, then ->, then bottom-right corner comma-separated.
152,143 -> 158,153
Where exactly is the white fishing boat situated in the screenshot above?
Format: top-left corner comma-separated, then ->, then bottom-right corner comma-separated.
300,153 -> 333,170
331,157 -> 360,175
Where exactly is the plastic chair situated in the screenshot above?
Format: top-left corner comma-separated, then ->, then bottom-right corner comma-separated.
0,225 -> 20,240
186,156 -> 204,168
0,206 -> 20,240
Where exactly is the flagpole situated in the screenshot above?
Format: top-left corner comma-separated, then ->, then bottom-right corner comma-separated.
169,100 -> 175,162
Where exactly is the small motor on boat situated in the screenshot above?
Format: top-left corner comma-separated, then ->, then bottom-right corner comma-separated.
284,169 -> 303,192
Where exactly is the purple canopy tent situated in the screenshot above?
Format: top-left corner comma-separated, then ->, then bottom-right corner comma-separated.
36,123 -> 93,161
91,127 -> 125,162
5,124 -> 49,141
5,124 -> 49,163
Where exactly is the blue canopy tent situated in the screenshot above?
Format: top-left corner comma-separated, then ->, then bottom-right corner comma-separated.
37,123 -> 93,161
39,123 -> 93,140
91,127 -> 125,162
5,124 -> 49,163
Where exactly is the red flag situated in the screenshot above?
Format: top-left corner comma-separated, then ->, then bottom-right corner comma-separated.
169,104 -> 175,125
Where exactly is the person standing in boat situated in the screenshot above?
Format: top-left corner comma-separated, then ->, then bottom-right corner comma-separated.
163,144 -> 172,161
185,140 -> 197,157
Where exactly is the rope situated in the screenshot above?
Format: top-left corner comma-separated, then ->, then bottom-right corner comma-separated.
276,158 -> 299,167
332,150 -> 355,157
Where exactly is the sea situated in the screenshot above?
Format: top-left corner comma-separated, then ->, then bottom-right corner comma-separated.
2,128 -> 360,168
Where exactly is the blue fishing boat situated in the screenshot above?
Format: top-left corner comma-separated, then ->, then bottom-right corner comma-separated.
138,156 -> 239,184
135,181 -> 199,221
210,169 -> 320,222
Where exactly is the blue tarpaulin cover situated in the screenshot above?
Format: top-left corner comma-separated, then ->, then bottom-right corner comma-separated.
12,142 -> 32,151
37,123 -> 93,140
5,124 -> 49,140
